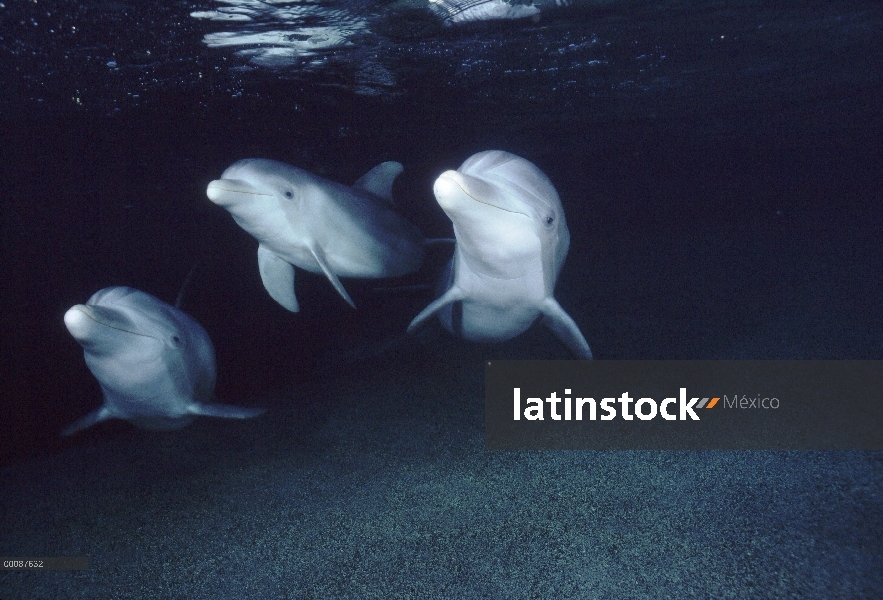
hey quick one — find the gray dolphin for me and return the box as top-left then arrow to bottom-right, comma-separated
206,158 -> 425,311
63,286 -> 265,435
407,150 -> 592,359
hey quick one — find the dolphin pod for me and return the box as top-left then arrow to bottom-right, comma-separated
206,158 -> 425,311
63,287 -> 265,436
63,150 -> 591,435
407,150 -> 593,359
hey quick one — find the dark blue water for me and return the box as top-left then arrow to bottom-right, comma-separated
2,1 -> 882,597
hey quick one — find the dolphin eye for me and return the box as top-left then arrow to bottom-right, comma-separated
172,335 -> 181,344
545,215 -> 555,226
284,190 -> 294,200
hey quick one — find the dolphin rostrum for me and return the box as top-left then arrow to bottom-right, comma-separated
206,158 -> 425,311
407,150 -> 592,359
63,286 -> 265,435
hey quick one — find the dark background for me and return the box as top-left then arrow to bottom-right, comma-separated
1,1 -> 882,596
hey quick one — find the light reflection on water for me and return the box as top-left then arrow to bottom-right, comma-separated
187,0 -> 593,95
191,0 -> 370,68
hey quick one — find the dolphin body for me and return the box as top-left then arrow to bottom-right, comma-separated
63,286 -> 265,435
206,158 -> 425,311
407,150 -> 592,359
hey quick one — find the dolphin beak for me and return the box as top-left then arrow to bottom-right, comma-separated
64,304 -> 147,342
64,305 -> 96,340
206,179 -> 265,205
433,171 -> 466,209
434,171 -> 529,218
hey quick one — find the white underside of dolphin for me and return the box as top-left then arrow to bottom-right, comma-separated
63,286 -> 265,435
207,158 -> 425,311
408,150 -> 592,359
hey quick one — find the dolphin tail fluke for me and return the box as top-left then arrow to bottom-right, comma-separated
407,286 -> 466,334
61,406 -> 114,436
352,161 -> 404,204
540,298 -> 593,359
258,244 -> 300,312
190,403 -> 267,420
309,243 -> 357,309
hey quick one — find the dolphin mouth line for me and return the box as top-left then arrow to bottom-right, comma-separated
72,307 -> 155,339
208,181 -> 273,197
446,176 -> 529,218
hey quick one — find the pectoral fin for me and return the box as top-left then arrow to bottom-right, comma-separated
407,286 -> 466,334
189,402 -> 267,419
309,243 -> 356,309
258,244 -> 299,312
62,406 -> 113,436
540,298 -> 593,359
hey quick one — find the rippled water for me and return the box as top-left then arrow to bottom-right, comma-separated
2,0 -> 876,123
1,0 -> 681,106
192,1 -> 371,68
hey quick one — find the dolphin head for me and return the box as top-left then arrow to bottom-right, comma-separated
80,287 -> 189,348
66,287 -> 216,400
207,158 -> 319,242
64,304 -> 173,406
64,304 -> 163,357
65,287 -> 188,370
434,150 -> 570,287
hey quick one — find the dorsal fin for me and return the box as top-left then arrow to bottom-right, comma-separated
353,161 -> 404,204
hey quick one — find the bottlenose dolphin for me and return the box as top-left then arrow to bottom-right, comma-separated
63,286 -> 265,435
206,158 -> 425,311
407,150 -> 592,359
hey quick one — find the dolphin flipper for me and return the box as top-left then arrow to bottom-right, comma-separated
258,244 -> 299,312
352,161 -> 404,204
189,403 -> 267,419
61,406 -> 114,436
407,286 -> 466,333
540,298 -> 593,359
309,243 -> 356,308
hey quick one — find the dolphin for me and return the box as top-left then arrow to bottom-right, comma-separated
206,158 -> 425,311
407,150 -> 592,359
63,286 -> 265,435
